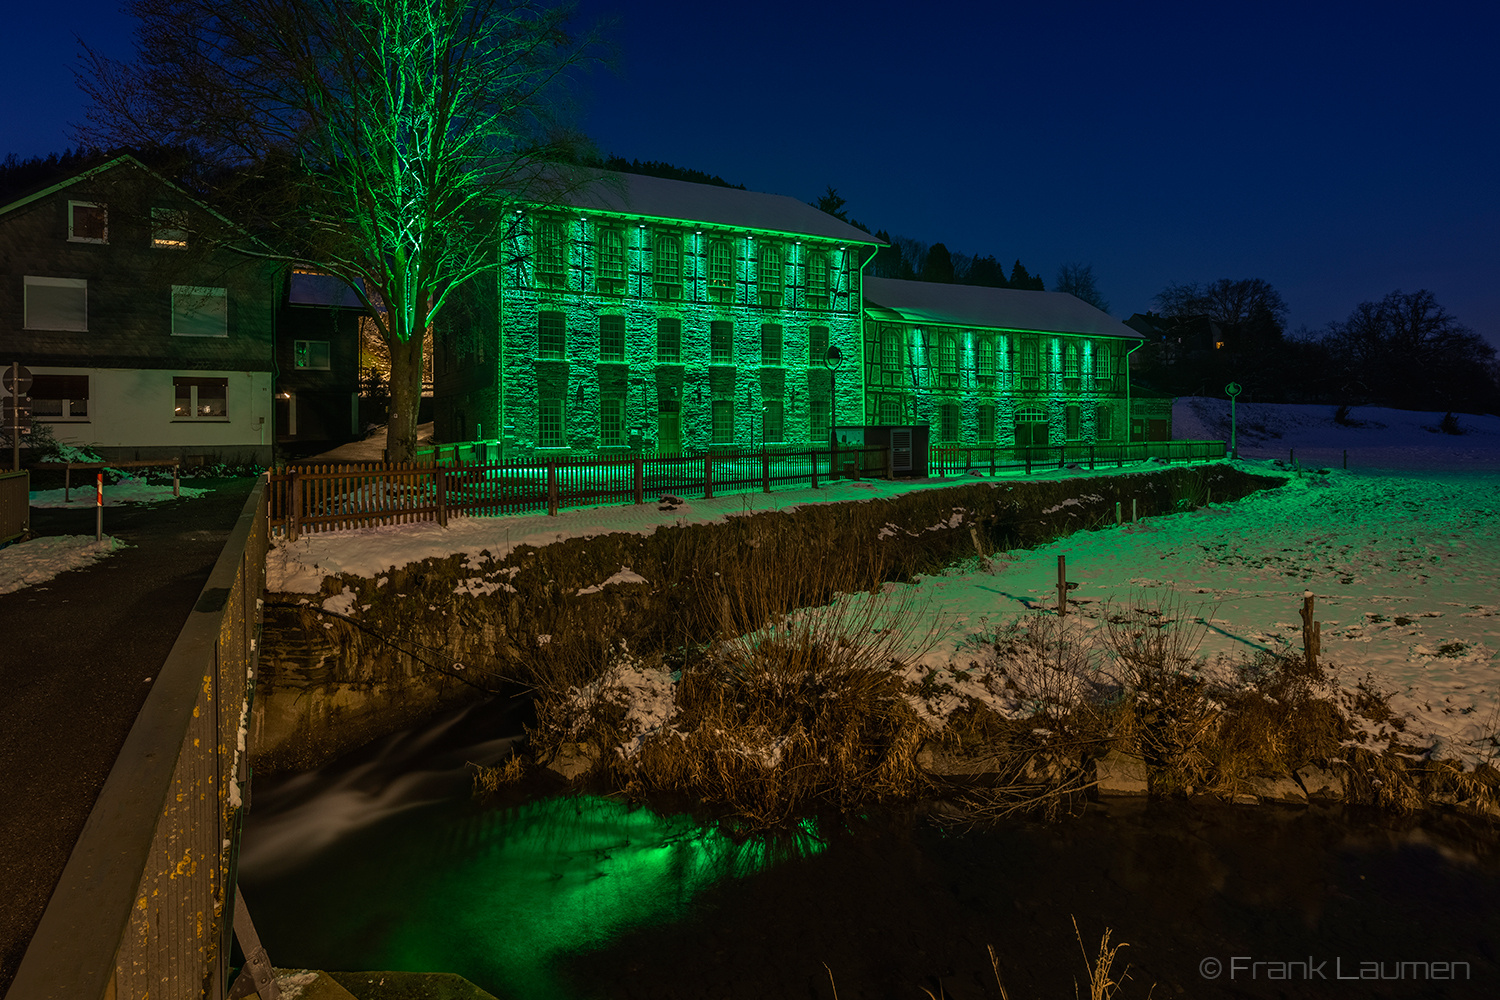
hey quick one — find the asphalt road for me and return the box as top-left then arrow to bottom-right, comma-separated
0,476 -> 256,996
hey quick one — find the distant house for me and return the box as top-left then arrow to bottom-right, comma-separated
862,278 -> 1144,447
0,154 -> 275,464
277,269 -> 366,453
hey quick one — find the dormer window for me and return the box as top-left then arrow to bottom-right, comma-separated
152,208 -> 189,249
68,201 -> 107,243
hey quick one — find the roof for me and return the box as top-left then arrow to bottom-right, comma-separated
864,277 -> 1143,339
536,167 -> 882,246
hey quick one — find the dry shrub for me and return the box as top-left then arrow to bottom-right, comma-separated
471,753 -> 526,792
1209,652 -> 1350,794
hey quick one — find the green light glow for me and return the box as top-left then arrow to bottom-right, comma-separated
250,796 -> 823,998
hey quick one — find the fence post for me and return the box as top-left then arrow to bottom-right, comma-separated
704,453 -> 714,499
1025,449 -> 1032,476
810,450 -> 818,489
547,462 -> 558,516
436,467 -> 448,528
1089,445 -> 1095,471
762,449 -> 770,493
989,447 -> 995,477
634,455 -> 644,505
888,441 -> 896,481
289,471 -> 301,541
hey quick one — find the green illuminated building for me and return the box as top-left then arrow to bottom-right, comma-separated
434,169 -> 1144,456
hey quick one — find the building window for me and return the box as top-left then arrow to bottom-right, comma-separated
810,398 -> 830,443
539,393 -> 565,448
878,397 -> 901,425
760,324 -> 782,366
600,315 -> 626,362
938,402 -> 960,442
173,377 -> 228,419
151,208 -> 189,249
598,228 -> 626,293
538,311 -> 566,359
808,325 -> 829,365
806,251 -> 830,306
1015,405 -> 1047,447
656,317 -> 681,363
1066,404 -> 1082,441
1095,342 -> 1115,387
1096,404 -> 1114,441
1064,343 -> 1081,389
707,240 -> 734,302
711,399 -> 735,444
23,276 -> 88,331
762,399 -> 784,443
978,404 -> 996,442
1020,338 -> 1040,388
710,320 -> 733,365
938,335 -> 958,387
294,340 -> 331,370
68,201 -> 106,243
654,233 -> 682,298
536,220 -> 567,287
881,330 -> 900,370
758,244 -> 783,308
171,286 -> 228,338
30,374 -> 89,420
600,397 -> 624,447
976,337 -> 996,385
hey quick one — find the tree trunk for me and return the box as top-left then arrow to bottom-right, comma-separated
385,332 -> 426,463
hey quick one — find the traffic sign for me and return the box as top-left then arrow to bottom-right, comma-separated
1,411 -> 32,434
2,364 -> 33,396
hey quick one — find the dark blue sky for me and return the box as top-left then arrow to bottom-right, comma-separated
6,1 -> 1497,349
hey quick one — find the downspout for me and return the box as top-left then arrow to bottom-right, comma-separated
855,242 -> 880,428
1125,337 -> 1144,441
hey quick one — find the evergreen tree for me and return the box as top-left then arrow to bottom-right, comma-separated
920,242 -> 956,283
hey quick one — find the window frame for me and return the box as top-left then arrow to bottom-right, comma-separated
757,243 -> 784,308
536,219 -> 567,288
170,285 -> 229,338
978,403 -> 996,442
760,323 -> 783,367
599,315 -> 627,362
808,325 -> 829,366
976,337 -> 996,386
538,311 -> 566,360
711,398 -> 735,444
151,208 -> 189,249
600,396 -> 625,447
23,275 -> 88,332
68,200 -> 107,244
29,373 -> 90,421
656,317 -> 682,363
597,227 -> 627,294
1063,343 -> 1081,389
293,339 -> 332,371
1020,337 -> 1040,388
938,402 -> 960,443
806,250 -> 830,307
538,393 -> 565,448
710,320 -> 734,365
938,334 -> 958,387
172,376 -> 229,420
707,239 -> 735,302
653,232 -> 683,298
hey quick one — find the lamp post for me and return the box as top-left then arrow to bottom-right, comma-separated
822,345 -> 843,442
1225,381 -> 1242,459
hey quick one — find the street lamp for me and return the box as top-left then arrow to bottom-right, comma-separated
1226,381 -> 1242,460
822,345 -> 843,441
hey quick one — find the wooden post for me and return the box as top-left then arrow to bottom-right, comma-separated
634,455 -> 644,505
64,463 -> 71,503
704,453 -> 713,499
1115,501 -> 1122,526
1300,592 -> 1321,671
989,448 -> 995,477
547,462 -> 558,516
810,450 -> 818,489
289,472 -> 301,541
1057,555 -> 1067,616
436,467 -> 448,527
762,449 -> 770,493
1025,449 -> 1032,476
173,461 -> 180,498
1089,445 -> 1096,470
1131,498 -> 1137,522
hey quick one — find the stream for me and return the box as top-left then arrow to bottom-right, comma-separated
239,697 -> 1499,999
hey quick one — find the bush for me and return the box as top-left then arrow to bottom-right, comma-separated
1440,411 -> 1463,435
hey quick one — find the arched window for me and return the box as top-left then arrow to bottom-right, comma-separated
597,229 -> 626,292
806,251 -> 830,306
758,244 -> 783,307
707,239 -> 734,301
1020,339 -> 1039,387
654,233 -> 682,298
536,219 -> 566,287
938,335 -> 958,386
1063,343 -> 1080,387
976,337 -> 995,384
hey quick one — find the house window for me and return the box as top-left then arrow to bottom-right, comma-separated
294,340 -> 332,370
806,251 -> 830,306
654,233 -> 682,298
1095,342 -> 1115,387
810,398 -> 830,443
1015,405 -> 1047,447
600,397 -> 624,447
710,320 -> 733,365
68,201 -> 107,243
760,324 -> 782,366
539,392 -> 565,447
976,337 -> 995,385
938,335 -> 958,387
1066,404 -> 1082,441
1096,404 -> 1114,441
1064,343 -> 1081,389
938,402 -> 960,442
152,208 -> 188,249
808,325 -> 829,365
656,317 -> 681,363
173,377 -> 228,419
878,397 -> 901,425
881,330 -> 900,370
1020,338 -> 1039,388
598,228 -> 626,293
711,399 -> 735,444
762,399 -> 784,443
707,239 -> 734,301
536,220 -> 567,287
600,315 -> 626,362
171,286 -> 228,338
30,374 -> 89,420
978,404 -> 996,442
758,244 -> 783,308
23,276 -> 88,331
538,311 -> 566,359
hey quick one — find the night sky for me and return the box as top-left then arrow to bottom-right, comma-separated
5,1 -> 1497,350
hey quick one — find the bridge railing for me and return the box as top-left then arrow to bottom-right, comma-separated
9,480 -> 267,999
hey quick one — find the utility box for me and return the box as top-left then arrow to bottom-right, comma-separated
831,425 -> 929,478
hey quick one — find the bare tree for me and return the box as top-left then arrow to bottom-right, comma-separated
78,0 -> 598,460
1054,262 -> 1109,313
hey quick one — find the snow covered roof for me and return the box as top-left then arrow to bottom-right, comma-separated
864,277 -> 1143,340
535,168 -> 882,246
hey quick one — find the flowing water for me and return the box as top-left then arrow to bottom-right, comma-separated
240,698 -> 1499,999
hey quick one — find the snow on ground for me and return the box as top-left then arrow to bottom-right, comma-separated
298,422 -> 435,464
0,535 -> 124,595
29,475 -> 207,508
266,398 -> 1500,766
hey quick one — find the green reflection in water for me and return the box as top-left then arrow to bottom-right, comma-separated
256,795 -> 822,999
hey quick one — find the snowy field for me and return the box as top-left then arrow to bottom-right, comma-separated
270,399 -> 1500,767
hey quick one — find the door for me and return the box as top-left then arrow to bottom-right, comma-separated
890,427 -> 913,473
657,407 -> 681,455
